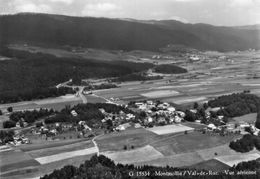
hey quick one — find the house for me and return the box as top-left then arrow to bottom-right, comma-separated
176,111 -> 185,118
206,107 -> 221,113
126,113 -> 135,120
147,101 -> 153,105
207,123 -> 217,130
134,123 -> 142,128
217,115 -> 224,120
190,109 -> 197,113
71,110 -> 78,117
174,116 -> 182,123
135,102 -> 144,106
147,117 -> 153,123
167,107 -> 176,113
84,124 -> 92,131
99,108 -> 106,114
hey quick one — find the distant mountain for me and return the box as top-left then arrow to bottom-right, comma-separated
0,13 -> 259,52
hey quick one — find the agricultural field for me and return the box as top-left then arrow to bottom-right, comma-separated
189,159 -> 230,171
0,139 -> 97,179
232,113 -> 257,123
95,127 -> 242,169
84,94 -> 107,103
215,153 -> 260,167
141,90 -> 180,98
146,124 -> 194,135
0,94 -> 82,112
101,145 -> 164,164
151,131 -> 239,156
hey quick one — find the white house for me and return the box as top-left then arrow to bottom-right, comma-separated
174,116 -> 182,123
207,123 -> 217,130
71,110 -> 78,117
167,107 -> 176,113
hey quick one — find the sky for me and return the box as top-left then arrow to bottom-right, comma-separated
0,0 -> 260,26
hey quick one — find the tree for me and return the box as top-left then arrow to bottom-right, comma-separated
3,120 -> 16,128
0,110 -> 2,115
193,102 -> 199,109
7,107 -> 13,113
123,145 -> 127,150
184,110 -> 197,122
203,103 -> 208,110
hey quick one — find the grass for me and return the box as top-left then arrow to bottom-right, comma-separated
182,122 -> 206,129
101,145 -> 164,164
96,128 -> 159,152
85,95 -> 107,103
141,90 -> 180,98
0,159 -> 40,173
35,147 -> 97,164
189,159 -> 230,171
146,124 -> 194,135
135,151 -> 203,168
233,113 -> 257,123
215,153 -> 260,167
27,140 -> 94,158
0,150 -> 35,166
17,138 -> 87,152
151,131 -> 239,156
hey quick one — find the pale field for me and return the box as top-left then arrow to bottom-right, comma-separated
0,95 -> 82,112
215,153 -> 260,167
147,124 -> 194,135
141,90 -> 180,98
27,141 -> 94,158
101,145 -> 164,164
35,147 -> 97,164
164,96 -> 207,104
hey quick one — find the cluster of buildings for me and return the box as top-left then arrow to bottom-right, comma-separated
8,135 -> 29,146
97,101 -> 186,131
99,108 -> 136,131
133,101 -> 185,126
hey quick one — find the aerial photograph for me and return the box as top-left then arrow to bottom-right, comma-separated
0,0 -> 259,178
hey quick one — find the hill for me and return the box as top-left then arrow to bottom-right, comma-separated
0,13 -> 259,52
0,48 -> 153,102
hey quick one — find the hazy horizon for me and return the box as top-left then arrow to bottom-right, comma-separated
1,0 -> 260,26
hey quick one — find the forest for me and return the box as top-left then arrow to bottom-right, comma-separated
40,154 -> 260,179
208,93 -> 260,117
229,134 -> 260,153
154,64 -> 187,74
0,48 -> 153,101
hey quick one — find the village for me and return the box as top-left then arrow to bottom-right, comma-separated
5,97 -> 259,147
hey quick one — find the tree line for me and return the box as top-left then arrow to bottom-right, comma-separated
45,103 -> 134,128
3,108 -> 56,128
154,64 -> 187,74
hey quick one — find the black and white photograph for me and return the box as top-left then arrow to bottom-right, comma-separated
0,0 -> 260,178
